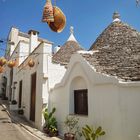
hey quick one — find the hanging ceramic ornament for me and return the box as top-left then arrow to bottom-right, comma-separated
0,66 -> 4,73
47,6 -> 66,33
28,59 -> 35,68
0,57 -> 7,66
7,60 -> 16,68
42,0 -> 54,23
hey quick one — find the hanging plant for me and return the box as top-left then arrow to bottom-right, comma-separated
28,59 -> 35,67
0,57 -> 7,66
7,60 -> 16,68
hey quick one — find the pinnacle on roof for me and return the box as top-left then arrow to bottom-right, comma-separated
52,26 -> 83,65
67,26 -> 77,42
112,11 -> 121,22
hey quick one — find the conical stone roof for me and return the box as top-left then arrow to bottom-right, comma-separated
83,14 -> 140,81
52,27 -> 83,65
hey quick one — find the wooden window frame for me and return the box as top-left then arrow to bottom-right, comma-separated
74,89 -> 88,115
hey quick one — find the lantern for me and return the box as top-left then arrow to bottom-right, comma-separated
7,60 -> 16,68
28,59 -> 35,67
42,0 -> 54,23
0,66 -> 4,73
47,6 -> 66,33
0,57 -> 7,66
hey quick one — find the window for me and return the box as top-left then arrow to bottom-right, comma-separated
74,89 -> 88,115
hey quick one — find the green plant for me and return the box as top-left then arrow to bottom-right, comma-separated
64,115 -> 82,140
64,115 -> 79,134
82,125 -> 105,140
42,107 -> 58,136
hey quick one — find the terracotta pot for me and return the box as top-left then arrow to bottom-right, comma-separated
49,130 -> 58,137
43,127 -> 50,134
64,133 -> 75,140
18,109 -> 24,115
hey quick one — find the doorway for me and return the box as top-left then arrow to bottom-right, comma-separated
18,80 -> 22,108
9,68 -> 13,101
30,72 -> 36,122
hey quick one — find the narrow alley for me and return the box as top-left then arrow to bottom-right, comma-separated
0,104 -> 39,140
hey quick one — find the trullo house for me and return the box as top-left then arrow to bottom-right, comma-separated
49,12 -> 140,140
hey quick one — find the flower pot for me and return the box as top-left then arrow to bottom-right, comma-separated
18,109 -> 24,115
43,127 -> 50,134
64,133 -> 75,140
49,130 -> 58,137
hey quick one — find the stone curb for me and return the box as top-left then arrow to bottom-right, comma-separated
1,103 -> 61,140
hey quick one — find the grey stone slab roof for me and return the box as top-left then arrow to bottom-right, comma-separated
52,41 -> 83,65
82,21 -> 140,81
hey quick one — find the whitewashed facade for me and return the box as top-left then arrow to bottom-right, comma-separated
3,27 -> 66,129
49,13 -> 140,140
50,53 -> 140,140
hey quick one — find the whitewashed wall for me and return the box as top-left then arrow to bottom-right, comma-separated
14,41 -> 66,130
5,27 -> 66,130
50,54 -> 140,140
16,43 -> 46,129
19,41 -> 29,65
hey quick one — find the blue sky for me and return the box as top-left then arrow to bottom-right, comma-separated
0,0 -> 140,56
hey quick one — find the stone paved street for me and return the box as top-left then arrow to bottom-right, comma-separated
0,105 -> 39,140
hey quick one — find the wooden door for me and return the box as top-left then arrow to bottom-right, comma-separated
18,80 -> 22,108
9,68 -> 13,101
30,72 -> 36,122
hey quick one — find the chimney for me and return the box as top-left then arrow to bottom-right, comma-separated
28,30 -> 39,53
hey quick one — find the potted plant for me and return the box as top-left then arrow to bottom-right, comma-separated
9,100 -> 18,110
11,100 -> 17,105
48,126 -> 59,137
18,108 -> 24,115
82,124 -> 105,140
64,115 -> 81,140
42,107 -> 58,137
